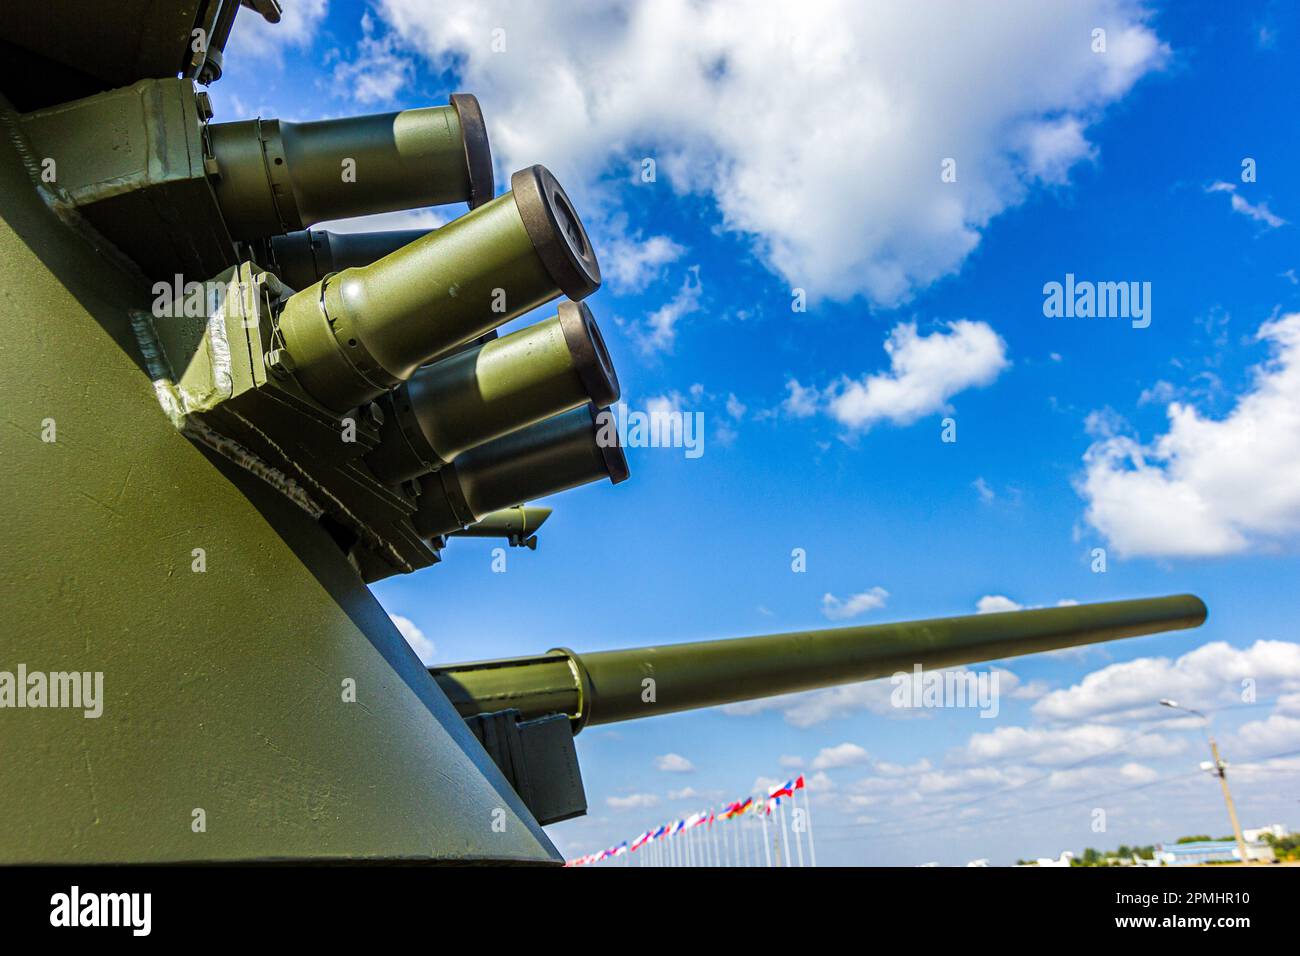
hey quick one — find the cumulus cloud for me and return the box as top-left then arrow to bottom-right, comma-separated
1078,314 -> 1300,557
604,233 -> 686,293
811,743 -> 870,770
1043,760 -> 1158,791
1032,640 -> 1300,724
655,753 -> 695,773
977,595 -> 1023,614
1230,714 -> 1300,758
826,321 -> 1010,430
318,208 -> 447,234
607,793 -> 660,810
723,666 -> 1034,727
955,723 -> 1183,767
389,614 -> 435,663
1206,181 -> 1286,229
821,586 -> 889,621
230,0 -> 328,58
373,0 -> 1167,304
635,267 -> 702,354
976,595 -> 1079,614
723,681 -> 906,728
782,379 -> 820,418
333,12 -> 416,105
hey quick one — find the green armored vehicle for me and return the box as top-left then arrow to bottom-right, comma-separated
0,1 -> 1207,864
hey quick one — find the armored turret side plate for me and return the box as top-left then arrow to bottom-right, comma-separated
0,115 -> 559,864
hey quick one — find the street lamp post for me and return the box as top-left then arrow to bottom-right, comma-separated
1159,699 -> 1252,865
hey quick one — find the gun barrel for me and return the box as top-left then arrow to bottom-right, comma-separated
429,595 -> 1207,730
208,94 -> 492,239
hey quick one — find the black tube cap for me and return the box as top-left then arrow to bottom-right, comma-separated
558,301 -> 620,408
589,403 -> 629,484
512,165 -> 601,300
450,93 -> 494,209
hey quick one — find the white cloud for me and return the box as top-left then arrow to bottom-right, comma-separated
1079,313 -> 1300,557
317,208 -> 447,235
1018,115 -> 1097,185
604,233 -> 686,293
643,391 -> 685,420
723,666 -> 1032,728
655,753 -> 695,773
973,477 -> 995,503
821,586 -> 889,621
635,267 -> 702,354
333,13 -> 416,105
1043,760 -> 1158,791
231,0 -> 328,58
977,595 -> 1023,614
782,379 -> 820,418
389,614 -> 435,663
1206,181 -> 1286,229
826,321 -> 1009,430
374,0 -> 1167,304
725,393 -> 747,420
1231,714 -> 1300,758
667,786 -> 699,800
811,743 -> 870,770
723,680 -> 907,728
955,723 -> 1182,767
872,758 -> 933,777
1032,640 -> 1300,724
607,792 -> 660,810
976,595 -> 1078,615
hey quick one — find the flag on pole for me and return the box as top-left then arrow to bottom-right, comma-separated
766,778 -> 797,813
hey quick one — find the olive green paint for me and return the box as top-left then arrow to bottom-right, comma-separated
0,103 -> 558,864
430,595 -> 1208,729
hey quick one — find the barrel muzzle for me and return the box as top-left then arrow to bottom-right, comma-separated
274,164 -> 602,412
365,301 -> 620,484
414,403 -> 628,538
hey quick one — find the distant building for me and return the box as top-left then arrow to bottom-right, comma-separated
1156,840 -> 1275,865
1243,823 -> 1290,842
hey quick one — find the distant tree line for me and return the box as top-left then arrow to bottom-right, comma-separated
1015,832 -> 1300,865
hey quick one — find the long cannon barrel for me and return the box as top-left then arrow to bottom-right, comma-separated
429,595 -> 1207,730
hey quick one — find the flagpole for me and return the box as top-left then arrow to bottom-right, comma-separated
778,798 -> 791,867
793,797 -> 806,868
803,780 -> 819,868
760,801 -> 772,868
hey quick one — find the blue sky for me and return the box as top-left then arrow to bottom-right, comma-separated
216,1 -> 1300,865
